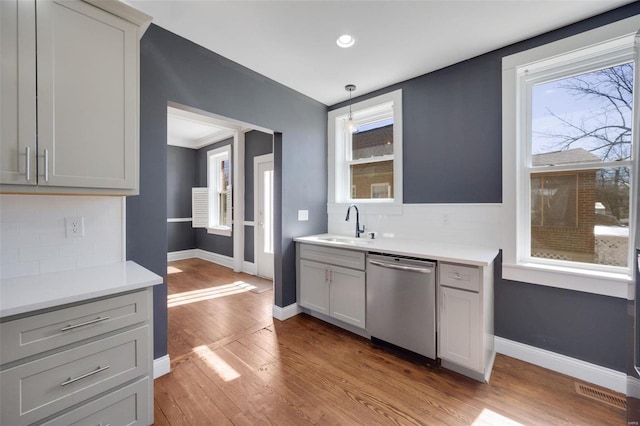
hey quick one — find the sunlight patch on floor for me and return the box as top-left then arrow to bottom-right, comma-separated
192,345 -> 240,382
472,408 -> 524,426
167,266 -> 183,274
167,281 -> 258,307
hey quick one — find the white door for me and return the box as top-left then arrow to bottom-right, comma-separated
255,154 -> 274,279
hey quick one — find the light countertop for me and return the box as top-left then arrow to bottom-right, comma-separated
294,234 -> 498,266
0,261 -> 163,318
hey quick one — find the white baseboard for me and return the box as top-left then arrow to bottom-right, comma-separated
495,336 -> 626,393
243,261 -> 257,275
167,249 -> 234,269
273,303 -> 302,321
167,249 -> 198,262
153,355 -> 171,379
196,249 -> 234,269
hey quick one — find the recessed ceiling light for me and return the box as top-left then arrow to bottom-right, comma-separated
336,34 -> 355,48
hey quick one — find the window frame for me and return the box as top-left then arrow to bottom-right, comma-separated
206,144 -> 232,236
502,16 -> 640,298
328,89 -> 403,214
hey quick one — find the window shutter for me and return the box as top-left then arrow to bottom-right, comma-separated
225,185 -> 232,227
192,188 -> 208,228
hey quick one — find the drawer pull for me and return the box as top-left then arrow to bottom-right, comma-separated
61,316 -> 110,332
61,365 -> 110,387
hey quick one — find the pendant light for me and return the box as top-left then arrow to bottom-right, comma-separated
345,84 -> 356,132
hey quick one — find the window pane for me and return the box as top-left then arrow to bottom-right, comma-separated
531,62 -> 633,165
531,167 -> 629,267
531,174 -> 577,227
350,160 -> 393,199
352,121 -> 393,160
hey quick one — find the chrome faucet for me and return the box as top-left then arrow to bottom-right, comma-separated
345,204 -> 365,238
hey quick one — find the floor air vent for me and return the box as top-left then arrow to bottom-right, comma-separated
575,382 -> 626,410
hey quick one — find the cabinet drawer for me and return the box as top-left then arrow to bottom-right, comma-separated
41,377 -> 150,426
0,326 -> 149,426
439,263 -> 480,292
0,289 -> 149,365
299,243 -> 365,270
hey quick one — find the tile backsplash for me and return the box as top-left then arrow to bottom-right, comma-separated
0,195 -> 124,279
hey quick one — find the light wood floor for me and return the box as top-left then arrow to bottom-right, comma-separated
154,258 -> 625,425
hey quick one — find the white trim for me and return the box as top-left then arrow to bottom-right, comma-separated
167,249 -> 198,262
153,355 -> 171,379
272,303 -> 302,321
167,217 -> 192,223
494,336 -> 626,393
244,221 -> 255,227
167,251 -> 259,277
207,226 -> 232,237
254,153 -> 275,279
629,376 -> 640,398
502,263 -> 632,299
196,249 -> 234,269
233,131 -> 245,273
166,249 -> 234,269
501,17 -> 640,296
243,261 -> 257,275
328,89 -> 403,206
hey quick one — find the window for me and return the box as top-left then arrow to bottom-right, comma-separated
192,144 -> 232,236
328,90 -> 402,210
502,18 -> 639,297
208,146 -> 232,231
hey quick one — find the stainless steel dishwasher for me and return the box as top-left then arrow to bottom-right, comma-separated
366,253 -> 437,360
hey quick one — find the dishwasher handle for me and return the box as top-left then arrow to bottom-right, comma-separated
368,258 -> 433,274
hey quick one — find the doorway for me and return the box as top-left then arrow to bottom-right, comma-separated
255,153 -> 274,279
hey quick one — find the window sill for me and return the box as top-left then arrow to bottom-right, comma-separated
502,262 -> 632,299
207,227 -> 232,237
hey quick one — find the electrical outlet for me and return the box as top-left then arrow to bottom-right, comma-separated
65,217 -> 85,238
443,214 -> 449,225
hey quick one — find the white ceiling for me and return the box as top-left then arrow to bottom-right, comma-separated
126,0 -> 634,106
167,106 -> 238,149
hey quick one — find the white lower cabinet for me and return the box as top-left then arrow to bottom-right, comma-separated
438,262 -> 495,382
297,244 -> 366,329
439,286 -> 480,371
0,288 -> 153,426
41,378 -> 150,426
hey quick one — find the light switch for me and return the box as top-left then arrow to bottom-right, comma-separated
298,210 -> 309,221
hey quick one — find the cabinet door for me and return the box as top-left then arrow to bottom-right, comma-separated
299,260 -> 330,315
36,0 -> 137,189
0,0 -> 37,185
329,266 -> 365,328
439,286 -> 480,371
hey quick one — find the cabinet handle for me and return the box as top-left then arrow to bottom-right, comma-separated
60,316 -> 110,332
61,365 -> 110,386
25,147 -> 31,182
44,149 -> 49,182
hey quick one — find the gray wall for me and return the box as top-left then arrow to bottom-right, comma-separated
127,25 -> 327,359
167,145 -> 197,252
329,3 -> 638,372
244,130 -> 273,263
195,139 -> 234,257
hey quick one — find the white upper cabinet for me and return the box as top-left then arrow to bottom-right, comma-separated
0,0 -> 37,185
0,0 -> 151,195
